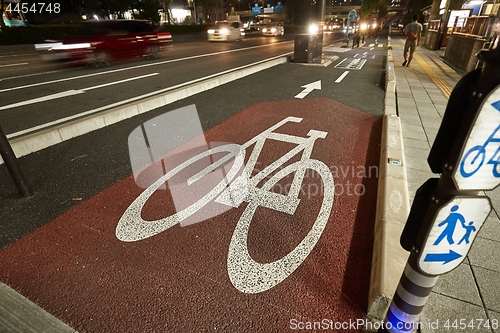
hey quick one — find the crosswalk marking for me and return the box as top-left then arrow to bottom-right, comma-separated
323,46 -> 352,53
334,57 -> 367,70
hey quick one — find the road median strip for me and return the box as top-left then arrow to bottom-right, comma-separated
0,54 -> 291,165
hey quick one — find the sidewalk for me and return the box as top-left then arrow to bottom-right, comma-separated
391,37 -> 500,332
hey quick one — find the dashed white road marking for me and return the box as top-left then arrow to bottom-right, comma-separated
335,71 -> 349,83
0,62 -> 28,68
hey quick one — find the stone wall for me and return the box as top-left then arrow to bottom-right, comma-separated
423,30 -> 438,50
444,34 -> 487,72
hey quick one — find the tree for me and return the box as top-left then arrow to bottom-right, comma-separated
1,0 -> 6,28
360,0 -> 379,19
104,0 -> 135,19
160,0 -> 174,24
360,0 -> 388,26
376,0 -> 388,24
82,0 -> 102,17
197,0 -> 216,23
131,0 -> 161,22
286,0 -> 313,25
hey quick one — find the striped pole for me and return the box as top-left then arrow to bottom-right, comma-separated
378,252 -> 438,333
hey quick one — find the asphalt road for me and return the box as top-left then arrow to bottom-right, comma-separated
0,32 -> 331,136
0,32 -> 387,333
0,32 -> 387,248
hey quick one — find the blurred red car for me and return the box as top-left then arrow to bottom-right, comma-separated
35,20 -> 172,67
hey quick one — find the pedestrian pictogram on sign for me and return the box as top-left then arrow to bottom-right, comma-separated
348,10 -> 357,22
453,87 -> 500,191
418,197 -> 491,275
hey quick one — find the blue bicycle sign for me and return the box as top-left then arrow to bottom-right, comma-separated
459,123 -> 500,178
454,93 -> 500,191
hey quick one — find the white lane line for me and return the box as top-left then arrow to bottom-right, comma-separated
0,62 -> 29,68
0,68 -> 72,82
6,53 -> 291,139
335,71 -> 349,83
0,42 -> 292,93
0,73 -> 158,111
81,73 -> 158,91
0,90 -> 84,111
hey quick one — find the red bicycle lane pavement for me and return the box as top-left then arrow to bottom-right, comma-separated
0,97 -> 381,333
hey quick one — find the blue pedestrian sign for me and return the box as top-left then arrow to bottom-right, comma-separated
418,196 -> 491,275
348,10 -> 357,23
252,4 -> 262,14
453,86 -> 500,190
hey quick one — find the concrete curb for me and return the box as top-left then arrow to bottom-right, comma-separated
365,37 -> 411,329
0,283 -> 77,333
0,54 -> 290,165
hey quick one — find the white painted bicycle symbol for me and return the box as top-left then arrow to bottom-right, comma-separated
116,117 -> 334,293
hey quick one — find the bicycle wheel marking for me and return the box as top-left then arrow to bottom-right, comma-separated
228,159 -> 334,293
116,144 -> 244,242
117,116 -> 335,293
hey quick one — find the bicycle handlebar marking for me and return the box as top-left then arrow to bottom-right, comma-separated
116,117 -> 335,293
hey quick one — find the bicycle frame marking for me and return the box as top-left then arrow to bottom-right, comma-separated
116,116 -> 334,293
460,125 -> 500,178
457,97 -> 500,190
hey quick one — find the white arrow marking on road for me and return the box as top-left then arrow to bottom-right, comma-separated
294,80 -> 321,99
335,71 -> 349,83
0,73 -> 159,111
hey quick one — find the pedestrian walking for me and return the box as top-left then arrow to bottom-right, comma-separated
402,14 -> 423,67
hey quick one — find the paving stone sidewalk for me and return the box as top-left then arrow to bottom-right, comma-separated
392,38 -> 500,333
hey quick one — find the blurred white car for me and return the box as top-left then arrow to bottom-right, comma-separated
207,21 -> 245,41
261,22 -> 284,36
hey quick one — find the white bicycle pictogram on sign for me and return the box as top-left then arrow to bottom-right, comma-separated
116,116 -> 335,293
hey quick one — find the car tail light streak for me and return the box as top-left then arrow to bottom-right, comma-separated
157,33 -> 172,41
52,43 -> 92,50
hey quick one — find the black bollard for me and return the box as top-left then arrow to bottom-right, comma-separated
0,124 -> 33,197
